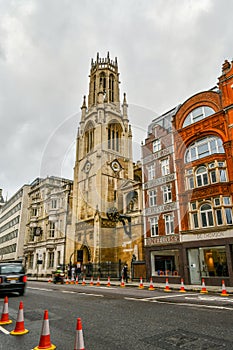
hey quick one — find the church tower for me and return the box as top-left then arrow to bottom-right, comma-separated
72,53 -> 144,273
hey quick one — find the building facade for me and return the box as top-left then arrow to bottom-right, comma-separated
142,59 -> 233,286
72,53 -> 144,277
24,177 -> 73,277
173,60 -> 233,286
0,185 -> 30,262
142,107 -> 182,282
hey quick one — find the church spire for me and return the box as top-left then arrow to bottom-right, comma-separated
122,92 -> 128,121
87,52 -> 120,110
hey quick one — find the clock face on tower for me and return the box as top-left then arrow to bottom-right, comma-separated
111,160 -> 121,172
83,161 -> 91,173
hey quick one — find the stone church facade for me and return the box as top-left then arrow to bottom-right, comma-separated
71,53 -> 144,276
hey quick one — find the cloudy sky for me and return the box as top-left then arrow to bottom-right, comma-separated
1,0 -> 233,200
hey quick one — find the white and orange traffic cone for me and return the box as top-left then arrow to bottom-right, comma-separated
90,276 -> 94,286
65,276 -> 70,284
33,310 -> 56,350
164,278 -> 171,292
106,276 -> 111,287
70,276 -> 75,285
48,275 -> 52,283
220,280 -> 229,296
0,296 -> 12,325
96,276 -> 100,287
10,301 -> 29,335
179,278 -> 186,293
82,276 -> 86,286
138,277 -> 144,289
75,276 -> 79,285
148,277 -> 155,291
74,318 -> 85,350
120,275 -> 125,288
200,278 -> 208,294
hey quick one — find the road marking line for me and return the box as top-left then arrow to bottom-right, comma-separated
0,326 -> 10,334
62,291 -> 76,294
145,293 -> 197,300
28,287 -> 52,292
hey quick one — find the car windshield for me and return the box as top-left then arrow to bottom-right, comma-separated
0,264 -> 25,274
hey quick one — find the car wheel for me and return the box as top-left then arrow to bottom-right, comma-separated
19,289 -> 25,296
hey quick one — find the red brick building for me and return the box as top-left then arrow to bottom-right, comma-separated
142,59 -> 233,286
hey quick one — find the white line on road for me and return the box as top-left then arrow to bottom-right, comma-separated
28,287 -> 52,292
124,296 -> 233,311
0,326 -> 10,335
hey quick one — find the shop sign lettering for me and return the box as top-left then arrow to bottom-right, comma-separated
195,232 -> 225,240
146,234 -> 180,246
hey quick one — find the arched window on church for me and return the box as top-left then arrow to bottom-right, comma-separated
126,191 -> 138,212
107,122 -> 122,152
99,72 -> 106,93
93,75 -> 96,104
109,74 -> 114,102
84,122 -> 95,154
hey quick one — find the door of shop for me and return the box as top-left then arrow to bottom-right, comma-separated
188,249 -> 201,284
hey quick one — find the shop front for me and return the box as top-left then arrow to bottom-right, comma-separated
145,234 -> 184,283
182,229 -> 233,286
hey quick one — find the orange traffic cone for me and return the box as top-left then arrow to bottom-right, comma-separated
120,275 -> 125,288
220,280 -> 229,296
75,276 -> 79,285
33,310 -> 56,350
200,278 -> 208,294
90,276 -> 94,286
70,276 -> 75,285
82,276 -> 86,286
106,276 -> 111,287
148,277 -> 155,291
10,301 -> 29,335
48,275 -> 52,283
179,278 -> 186,293
74,318 -> 85,350
0,296 -> 12,325
96,276 -> 100,286
164,278 -> 171,292
138,277 -> 144,289
65,276 -> 70,284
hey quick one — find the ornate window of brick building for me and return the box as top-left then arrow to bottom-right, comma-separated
161,158 -> 170,176
162,185 -> 172,203
185,136 -> 224,163
150,216 -> 159,236
185,161 -> 227,190
153,139 -> 161,153
183,106 -> 215,127
164,214 -> 174,234
189,197 -> 233,229
148,190 -> 157,207
147,164 -> 155,181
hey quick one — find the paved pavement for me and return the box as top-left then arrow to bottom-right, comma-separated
28,277 -> 233,294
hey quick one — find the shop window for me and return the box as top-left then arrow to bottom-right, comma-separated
152,250 -> 180,276
200,246 -> 228,277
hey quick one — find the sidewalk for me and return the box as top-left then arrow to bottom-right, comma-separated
28,277 -> 233,294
